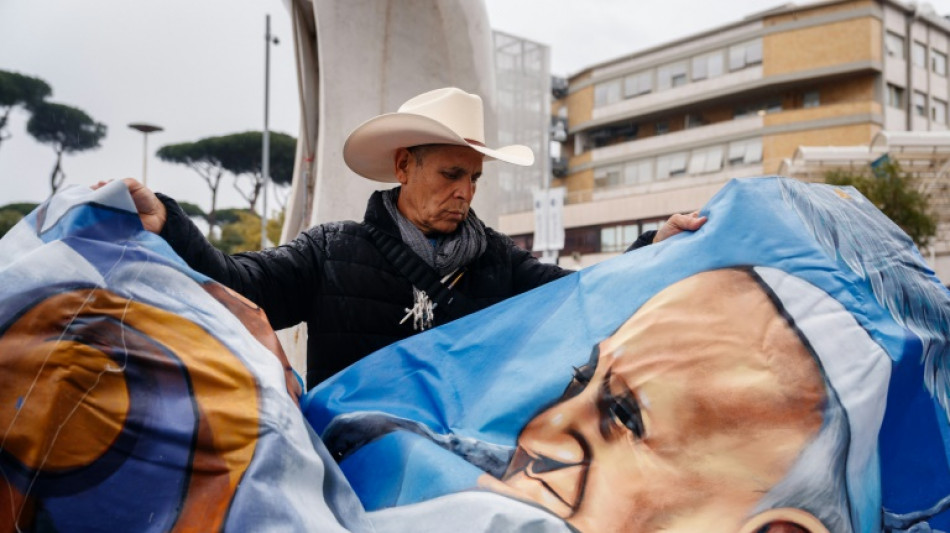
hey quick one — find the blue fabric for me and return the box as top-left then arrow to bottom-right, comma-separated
304,176 -> 950,532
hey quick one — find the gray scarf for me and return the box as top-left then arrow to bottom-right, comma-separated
382,187 -> 487,277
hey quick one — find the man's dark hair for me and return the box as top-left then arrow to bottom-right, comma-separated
406,144 -> 448,165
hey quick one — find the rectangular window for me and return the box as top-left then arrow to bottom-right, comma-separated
886,32 -> 906,59
623,159 -> 653,185
640,220 -> 660,236
600,226 -> 617,252
593,165 -> 622,188
685,113 -> 706,129
933,49 -> 947,76
728,139 -> 763,166
933,98 -> 947,124
745,139 -> 763,163
600,223 -> 639,253
657,61 -> 688,90
594,79 -> 622,106
803,90 -> 820,108
692,51 -> 724,81
692,54 -> 707,80
729,40 -> 763,71
623,71 -> 653,97
655,121 -> 670,135
913,41 -> 927,68
688,146 -> 724,176
687,149 -> 706,175
914,91 -> 927,117
637,159 -> 653,183
668,151 -> 688,176
655,154 -> 672,179
887,84 -> 905,108
703,145 -> 724,172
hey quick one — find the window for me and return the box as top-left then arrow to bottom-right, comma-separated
655,121 -> 670,135
685,113 -> 706,129
600,223 -> 640,253
803,90 -> 820,108
887,84 -> 905,108
933,98 -> 947,124
640,220 -> 660,236
913,41 -> 927,68
658,151 -> 689,177
656,153 -> 673,179
728,40 -> 763,71
734,99 -> 782,118
594,79 -> 622,106
657,61 -> 688,90
886,32 -> 906,59
593,165 -> 623,188
624,71 -> 653,97
691,51 -> 724,81
728,139 -> 763,166
933,49 -> 947,76
688,145 -> 725,174
623,159 -> 653,185
914,91 -> 927,117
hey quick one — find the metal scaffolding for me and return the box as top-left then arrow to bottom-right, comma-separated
493,31 -> 551,215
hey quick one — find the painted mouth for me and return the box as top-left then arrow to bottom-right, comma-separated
502,444 -> 590,516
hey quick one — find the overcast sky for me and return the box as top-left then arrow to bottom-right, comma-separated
3,0 -> 950,212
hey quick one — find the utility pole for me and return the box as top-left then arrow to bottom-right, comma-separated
261,14 -> 278,248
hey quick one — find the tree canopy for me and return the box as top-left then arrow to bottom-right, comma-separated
825,160 -> 937,249
212,208 -> 285,254
0,70 -> 52,150
157,131 -> 296,231
212,131 -> 296,212
26,102 -> 106,193
0,202 -> 38,238
178,201 -> 206,219
0,202 -> 39,216
157,138 -> 230,235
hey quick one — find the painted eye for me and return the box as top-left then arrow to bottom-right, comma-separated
609,396 -> 645,439
598,371 -> 645,440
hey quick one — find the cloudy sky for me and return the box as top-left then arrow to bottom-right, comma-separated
2,0 -> 949,212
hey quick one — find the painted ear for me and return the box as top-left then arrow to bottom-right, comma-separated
737,508 -> 830,533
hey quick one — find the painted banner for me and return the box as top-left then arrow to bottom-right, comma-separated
2,177 -> 949,532
303,177 -> 950,533
0,182 -> 370,532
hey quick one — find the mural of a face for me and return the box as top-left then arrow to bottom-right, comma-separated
482,269 -> 828,532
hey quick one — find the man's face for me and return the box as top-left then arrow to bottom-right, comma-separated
394,144 -> 483,235
485,270 -> 826,532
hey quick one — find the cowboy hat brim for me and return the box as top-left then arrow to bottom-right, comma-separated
343,112 -> 535,183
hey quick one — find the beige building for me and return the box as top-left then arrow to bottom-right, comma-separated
498,0 -> 950,281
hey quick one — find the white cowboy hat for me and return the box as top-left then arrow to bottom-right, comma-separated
343,87 -> 535,182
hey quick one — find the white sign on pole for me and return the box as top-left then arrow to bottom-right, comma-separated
547,187 -> 565,251
532,187 -> 565,253
532,190 -> 548,252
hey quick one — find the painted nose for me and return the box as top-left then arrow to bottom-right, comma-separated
518,397 -> 588,465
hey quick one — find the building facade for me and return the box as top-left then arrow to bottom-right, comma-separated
498,0 -> 950,280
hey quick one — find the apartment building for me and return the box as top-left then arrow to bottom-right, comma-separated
498,0 -> 950,280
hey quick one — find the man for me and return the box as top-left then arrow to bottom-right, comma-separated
476,268 -> 847,532
119,87 -> 706,388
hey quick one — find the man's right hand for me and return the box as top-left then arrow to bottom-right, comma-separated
92,178 -> 167,234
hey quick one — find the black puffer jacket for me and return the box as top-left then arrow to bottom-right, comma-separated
159,189 -> 572,387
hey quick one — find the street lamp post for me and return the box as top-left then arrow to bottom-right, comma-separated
128,123 -> 163,187
261,14 -> 279,248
